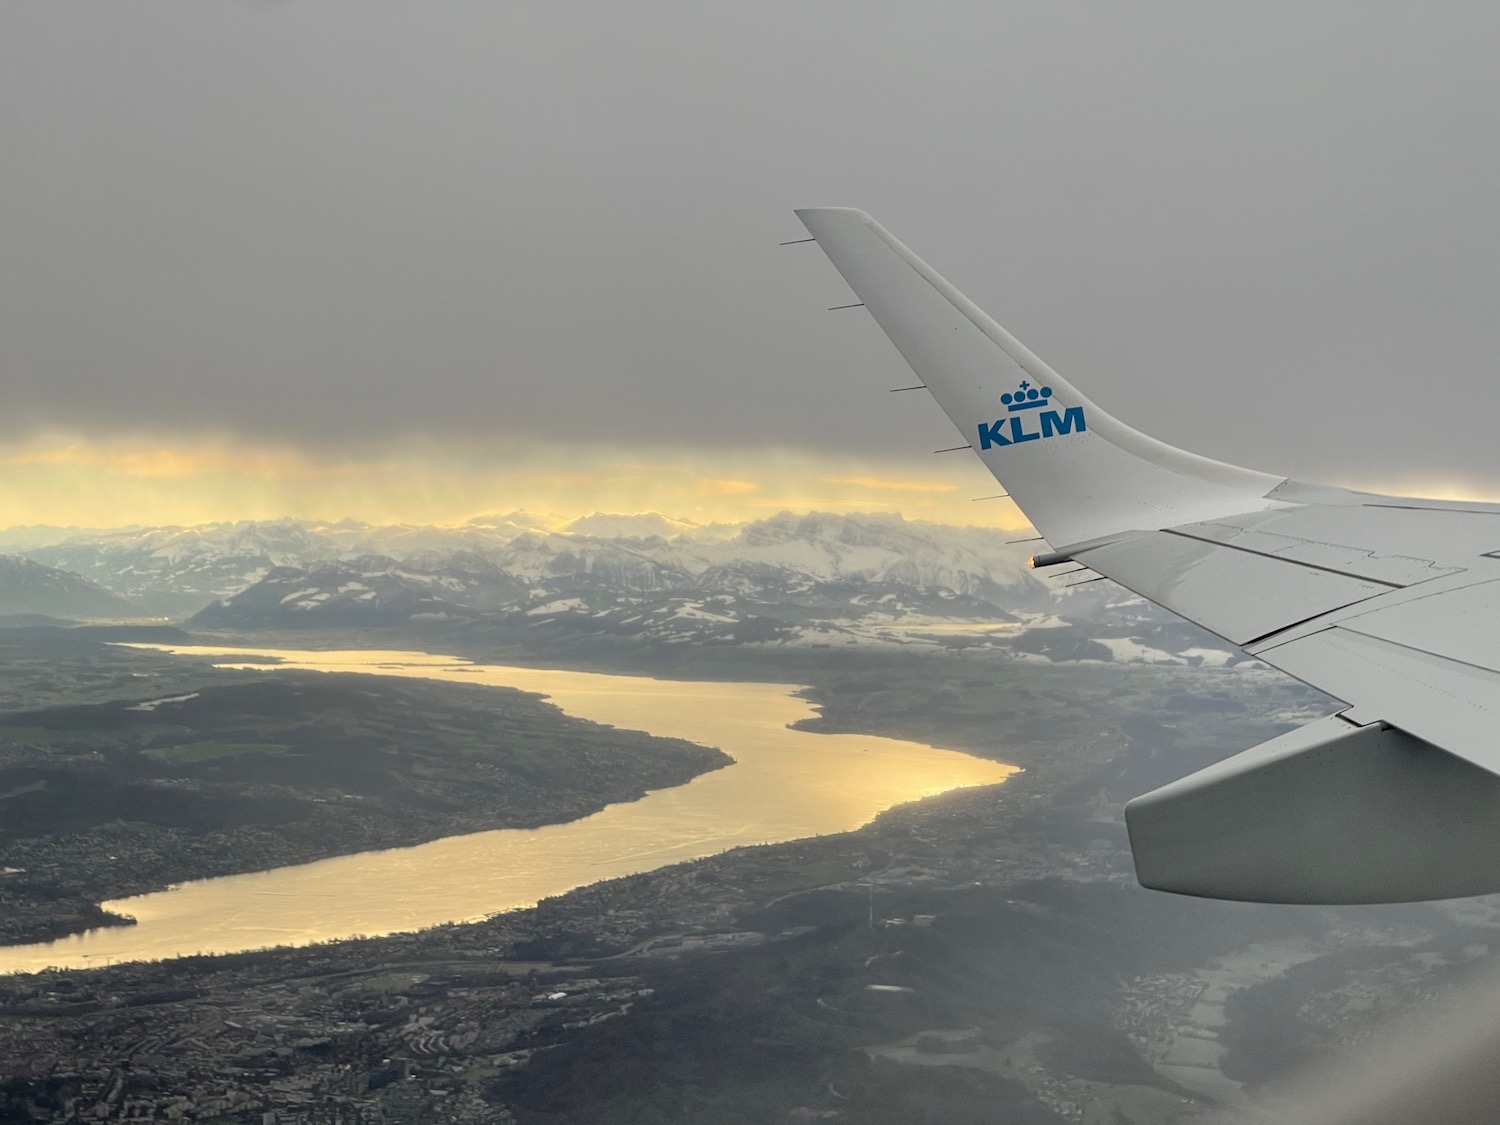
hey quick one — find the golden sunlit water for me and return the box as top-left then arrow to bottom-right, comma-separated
0,647 -> 1015,974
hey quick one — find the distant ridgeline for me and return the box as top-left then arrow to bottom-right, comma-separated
0,513 -> 1056,625
0,513 -> 1239,665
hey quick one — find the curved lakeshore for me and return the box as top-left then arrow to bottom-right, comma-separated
0,647 -> 1015,974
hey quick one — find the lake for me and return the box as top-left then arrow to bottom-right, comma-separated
0,646 -> 1015,973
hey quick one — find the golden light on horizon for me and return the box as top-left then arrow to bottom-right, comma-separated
13,431 -> 1495,536
0,432 -> 1035,532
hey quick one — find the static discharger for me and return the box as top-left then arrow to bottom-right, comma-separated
934,444 -> 973,454
889,385 -> 927,392
827,302 -> 866,311
1028,551 -> 1074,569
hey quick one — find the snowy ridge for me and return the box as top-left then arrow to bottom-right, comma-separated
25,520 -> 343,617
0,511 -> 1237,664
0,513 -> 1248,669
19,512 -> 1051,613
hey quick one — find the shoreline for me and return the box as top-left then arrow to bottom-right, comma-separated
0,645 -> 1012,973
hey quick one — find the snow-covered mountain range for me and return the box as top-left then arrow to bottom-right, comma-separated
14,511 -> 1057,623
0,512 -> 1246,666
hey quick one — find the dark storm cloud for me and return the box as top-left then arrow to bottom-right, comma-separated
2,2 -> 1499,487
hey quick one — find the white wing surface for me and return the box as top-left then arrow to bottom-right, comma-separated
796,207 -> 1500,904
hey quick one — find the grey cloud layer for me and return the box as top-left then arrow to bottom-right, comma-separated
2,2 -> 1498,487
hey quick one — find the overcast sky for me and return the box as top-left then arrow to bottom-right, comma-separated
2,2 -> 1499,525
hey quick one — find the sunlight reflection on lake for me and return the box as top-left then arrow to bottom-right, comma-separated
0,647 -> 1015,974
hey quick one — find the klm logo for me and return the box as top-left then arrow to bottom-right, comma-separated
977,380 -> 1086,450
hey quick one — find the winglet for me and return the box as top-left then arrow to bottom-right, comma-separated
795,208 -> 1286,545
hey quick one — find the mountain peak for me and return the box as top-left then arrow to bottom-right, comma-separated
560,513 -> 701,540
0,554 -> 138,619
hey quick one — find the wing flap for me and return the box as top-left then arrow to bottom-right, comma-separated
1331,577 -> 1500,675
1259,626 -> 1500,776
1073,531 -> 1393,645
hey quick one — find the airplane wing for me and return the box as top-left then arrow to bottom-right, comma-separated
796,207 -> 1500,904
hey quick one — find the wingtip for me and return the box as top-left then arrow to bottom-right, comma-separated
794,206 -> 873,224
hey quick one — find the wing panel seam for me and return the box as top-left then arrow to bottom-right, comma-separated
1334,622 -> 1500,681
1364,503 -> 1500,517
1159,528 -> 1404,588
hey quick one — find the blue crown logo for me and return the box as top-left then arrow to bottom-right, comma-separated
978,379 -> 1086,450
1000,380 -> 1053,413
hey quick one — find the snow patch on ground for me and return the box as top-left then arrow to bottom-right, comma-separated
1096,638 -> 1182,664
126,692 -> 201,712
668,603 -> 737,623
525,597 -> 585,617
1179,646 -> 1237,668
